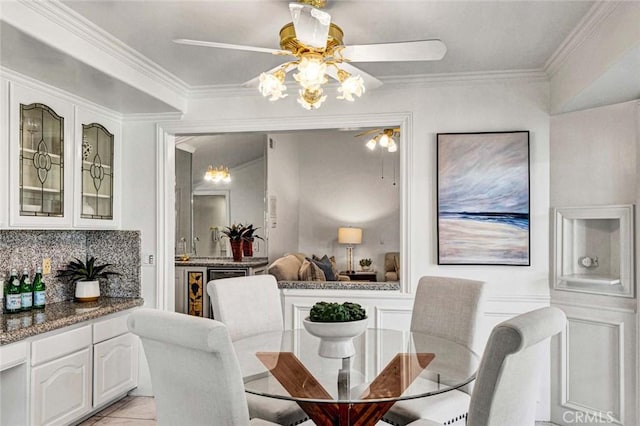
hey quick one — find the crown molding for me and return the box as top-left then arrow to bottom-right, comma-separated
20,0 -> 190,98
121,112 -> 184,122
187,69 -> 549,100
379,69 -> 548,88
544,1 -> 621,77
175,143 -> 196,153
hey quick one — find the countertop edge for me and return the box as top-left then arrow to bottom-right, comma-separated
1,297 -> 144,346
277,281 -> 401,290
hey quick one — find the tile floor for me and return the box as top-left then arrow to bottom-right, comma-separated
78,396 -> 156,425
80,396 -> 559,425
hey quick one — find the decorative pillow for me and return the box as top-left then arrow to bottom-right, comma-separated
299,259 -> 326,281
267,254 -> 302,281
310,255 -> 337,281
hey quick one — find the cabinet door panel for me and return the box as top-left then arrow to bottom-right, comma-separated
9,82 -> 74,228
93,333 -> 139,407
31,348 -> 92,426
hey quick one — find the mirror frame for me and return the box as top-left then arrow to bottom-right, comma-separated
157,112 -> 413,311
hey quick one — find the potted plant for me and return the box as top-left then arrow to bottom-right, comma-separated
221,223 -> 248,261
56,256 -> 120,302
303,301 -> 368,358
359,258 -> 372,271
240,224 -> 264,257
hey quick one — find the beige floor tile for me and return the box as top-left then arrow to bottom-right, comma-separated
92,396 -> 135,418
92,417 -> 157,425
108,396 -> 156,420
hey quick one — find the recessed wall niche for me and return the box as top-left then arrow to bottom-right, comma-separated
552,204 -> 635,298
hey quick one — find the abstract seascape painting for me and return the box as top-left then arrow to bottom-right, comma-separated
437,131 -> 530,265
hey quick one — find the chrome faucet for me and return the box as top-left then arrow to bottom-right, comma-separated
192,236 -> 200,256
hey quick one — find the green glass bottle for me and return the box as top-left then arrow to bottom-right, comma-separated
19,268 -> 33,311
5,269 -> 21,313
33,266 -> 46,309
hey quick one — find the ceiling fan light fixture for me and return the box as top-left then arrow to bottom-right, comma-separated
378,133 -> 392,148
259,69 -> 287,100
294,54 -> 328,89
298,87 -> 327,110
387,141 -> 398,153
366,138 -> 377,150
336,70 -> 365,101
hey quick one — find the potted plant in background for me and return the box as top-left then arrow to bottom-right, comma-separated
303,301 -> 368,358
359,258 -> 372,271
221,223 -> 248,262
56,256 -> 120,302
241,224 -> 264,257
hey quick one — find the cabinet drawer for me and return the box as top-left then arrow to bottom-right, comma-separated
0,340 -> 28,371
93,313 -> 130,344
31,325 -> 91,366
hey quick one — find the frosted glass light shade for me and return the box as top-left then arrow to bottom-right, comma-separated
338,227 -> 362,245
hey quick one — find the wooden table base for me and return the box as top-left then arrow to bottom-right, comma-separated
256,352 -> 435,426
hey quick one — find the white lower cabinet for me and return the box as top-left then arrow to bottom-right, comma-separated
93,332 -> 138,407
31,348 -> 92,426
21,310 -> 138,425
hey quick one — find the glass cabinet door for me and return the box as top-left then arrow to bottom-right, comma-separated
20,103 -> 64,217
81,123 -> 114,220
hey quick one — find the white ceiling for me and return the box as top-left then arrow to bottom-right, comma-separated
59,0 -> 594,86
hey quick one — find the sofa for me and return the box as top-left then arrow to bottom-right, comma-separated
267,253 -> 351,282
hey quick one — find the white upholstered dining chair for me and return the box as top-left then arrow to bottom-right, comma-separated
383,276 -> 487,426
207,275 -> 309,426
127,308 -> 278,426
407,306 -> 567,426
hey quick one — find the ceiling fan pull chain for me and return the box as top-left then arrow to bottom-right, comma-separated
380,148 -> 384,180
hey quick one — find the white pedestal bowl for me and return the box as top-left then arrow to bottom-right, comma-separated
303,317 -> 368,358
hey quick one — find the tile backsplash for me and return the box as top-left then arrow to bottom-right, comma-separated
0,230 -> 141,303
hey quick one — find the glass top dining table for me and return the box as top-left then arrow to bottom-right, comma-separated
233,328 -> 479,426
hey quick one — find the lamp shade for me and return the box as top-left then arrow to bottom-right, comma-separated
338,227 -> 362,245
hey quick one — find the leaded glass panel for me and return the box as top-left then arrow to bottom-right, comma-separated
20,103 -> 64,217
81,123 -> 114,220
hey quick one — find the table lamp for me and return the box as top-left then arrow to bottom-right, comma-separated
338,227 -> 362,273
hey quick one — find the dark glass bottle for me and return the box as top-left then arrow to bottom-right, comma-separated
19,268 -> 33,311
33,266 -> 46,309
5,269 -> 21,313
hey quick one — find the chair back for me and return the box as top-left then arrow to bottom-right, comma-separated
208,274 -> 284,341
411,276 -> 487,352
467,306 -> 566,426
127,309 -> 251,426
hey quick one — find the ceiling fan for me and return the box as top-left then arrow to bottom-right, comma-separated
356,127 -> 401,152
174,0 -> 446,110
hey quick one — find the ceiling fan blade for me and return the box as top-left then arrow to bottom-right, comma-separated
341,39 -> 447,62
327,63 -> 383,90
289,2 -> 331,49
355,128 -> 383,138
174,38 -> 289,55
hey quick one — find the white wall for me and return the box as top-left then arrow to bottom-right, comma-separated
549,100 -> 639,425
182,79 -> 551,298
269,130 -> 401,278
266,134 -> 301,259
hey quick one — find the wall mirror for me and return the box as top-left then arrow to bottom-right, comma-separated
174,127 -> 401,280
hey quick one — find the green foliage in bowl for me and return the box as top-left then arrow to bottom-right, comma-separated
309,301 -> 367,322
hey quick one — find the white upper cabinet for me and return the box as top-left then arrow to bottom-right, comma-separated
6,79 -> 121,229
9,82 -> 74,228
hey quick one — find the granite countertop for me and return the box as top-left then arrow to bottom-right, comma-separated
277,281 -> 401,291
1,297 -> 144,345
175,256 -> 269,268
